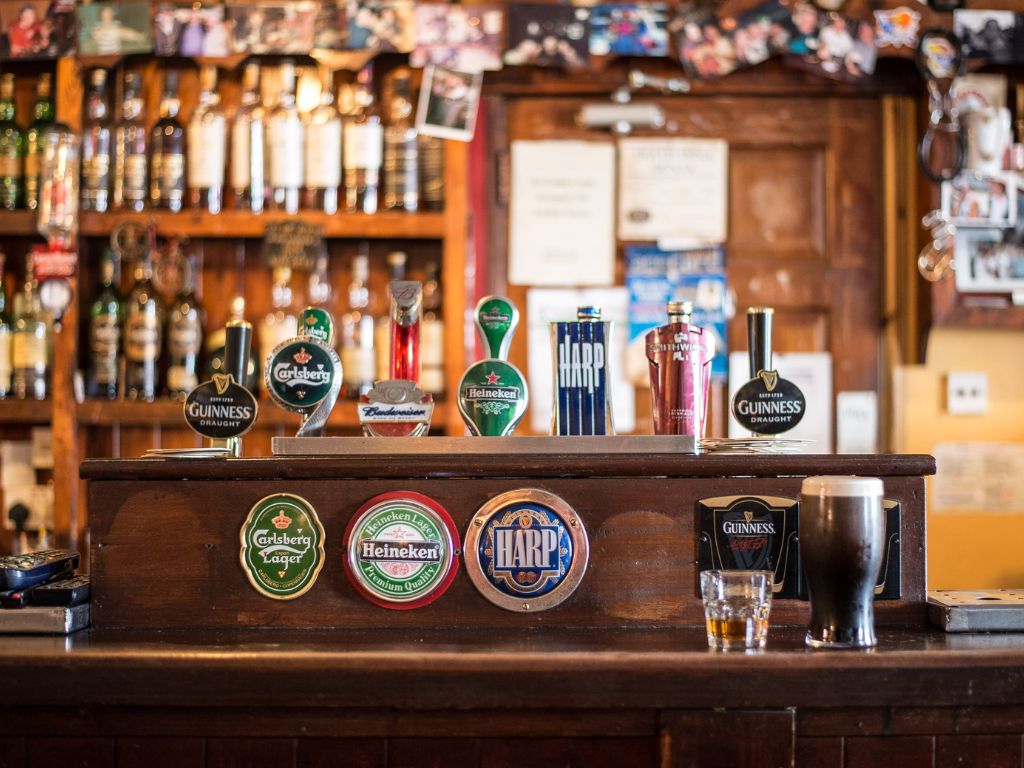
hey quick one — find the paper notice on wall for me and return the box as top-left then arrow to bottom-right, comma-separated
836,391 -> 878,454
727,352 -> 832,450
617,137 -> 728,243
933,442 -> 1024,514
526,288 -> 635,434
509,141 -> 616,287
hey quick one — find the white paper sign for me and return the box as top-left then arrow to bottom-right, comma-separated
933,442 -> 1024,514
836,391 -> 878,454
526,288 -> 635,434
509,141 -> 616,287
727,351 -> 832,450
618,137 -> 728,243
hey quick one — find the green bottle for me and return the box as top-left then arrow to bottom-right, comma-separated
24,73 -> 54,211
0,73 -> 23,211
87,250 -> 122,399
0,250 -> 11,398
12,254 -> 48,400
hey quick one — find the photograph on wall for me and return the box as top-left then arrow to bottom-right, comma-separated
346,0 -> 414,52
785,1 -> 820,57
312,0 -> 346,50
411,4 -> 503,71
77,1 -> 152,56
588,3 -> 668,58
942,172 -> 1017,229
0,0 -> 74,59
786,12 -> 875,81
954,9 -> 1018,64
504,3 -> 589,68
953,227 -> 1024,294
873,6 -> 920,50
673,6 -> 736,78
415,63 -> 483,142
154,2 -> 229,56
228,2 -> 317,54
718,0 -> 792,67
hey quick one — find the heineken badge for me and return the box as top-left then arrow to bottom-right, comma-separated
475,295 -> 518,361
464,489 -> 589,613
458,361 -> 528,437
358,379 -> 433,437
240,493 -> 325,600
184,373 -> 258,440
343,492 -> 460,610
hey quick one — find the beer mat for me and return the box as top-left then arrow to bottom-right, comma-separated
0,604 -> 89,635
698,437 -> 814,454
928,590 -> 1024,633
143,447 -> 234,459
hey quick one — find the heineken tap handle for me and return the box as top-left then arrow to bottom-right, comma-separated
475,296 -> 519,361
747,307 -> 774,377
224,319 -> 253,386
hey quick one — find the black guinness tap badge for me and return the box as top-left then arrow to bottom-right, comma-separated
731,369 -> 806,435
184,373 -> 258,439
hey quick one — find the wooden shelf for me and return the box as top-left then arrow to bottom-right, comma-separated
0,398 -> 51,424
76,398 -> 449,430
77,210 -> 446,240
0,211 -> 41,237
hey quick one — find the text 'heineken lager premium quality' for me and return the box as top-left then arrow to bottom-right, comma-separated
550,306 -> 613,436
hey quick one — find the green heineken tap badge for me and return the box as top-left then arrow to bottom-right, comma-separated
458,361 -> 529,436
240,493 -> 325,600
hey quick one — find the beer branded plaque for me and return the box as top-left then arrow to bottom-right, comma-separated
343,492 -> 460,610
457,361 -> 528,436
265,338 -> 339,411
240,493 -> 325,600
358,379 -> 434,437
464,489 -> 589,612
475,296 -> 518,361
731,371 -> 806,435
183,373 -> 258,440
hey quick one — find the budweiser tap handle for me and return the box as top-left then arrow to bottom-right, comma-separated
224,320 -> 253,387
747,307 -> 774,377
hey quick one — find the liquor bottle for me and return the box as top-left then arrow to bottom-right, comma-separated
0,73 -> 22,211
340,252 -> 376,399
420,261 -> 444,395
419,134 -> 444,212
23,73 -> 54,212
342,64 -> 383,214
165,256 -> 204,399
307,245 -> 334,311
383,68 -> 419,212
374,250 -> 406,380
230,62 -> 265,213
81,68 -> 112,213
258,265 -> 298,393
0,251 -> 11,398
267,61 -> 303,214
87,249 -> 122,399
188,65 -> 227,214
149,70 -> 186,212
12,254 -> 48,400
304,66 -> 341,214
124,246 -> 163,401
113,70 -> 147,212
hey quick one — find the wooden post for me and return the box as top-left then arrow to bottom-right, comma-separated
442,139 -> 469,436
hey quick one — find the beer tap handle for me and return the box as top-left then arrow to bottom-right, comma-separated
474,296 -> 519,361
747,307 -> 774,378
223,319 -> 252,387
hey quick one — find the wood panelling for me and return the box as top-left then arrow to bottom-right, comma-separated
24,738 -> 113,768
935,735 -> 1023,768
661,710 -> 795,768
115,738 -> 205,768
296,739 -> 386,768
844,736 -> 934,768
205,739 -> 295,768
795,737 -> 843,768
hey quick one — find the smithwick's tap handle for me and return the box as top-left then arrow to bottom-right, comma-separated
223,319 -> 253,387
747,307 -> 774,378
474,296 -> 519,361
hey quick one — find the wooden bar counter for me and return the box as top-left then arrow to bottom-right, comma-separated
5,447 -> 1023,767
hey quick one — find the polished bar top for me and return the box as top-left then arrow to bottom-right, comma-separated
0,626 -> 1021,710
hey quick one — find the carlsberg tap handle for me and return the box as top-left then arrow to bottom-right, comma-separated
475,296 -> 519,362
747,307 -> 774,378
223,319 -> 252,387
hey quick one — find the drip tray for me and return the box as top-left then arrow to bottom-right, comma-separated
928,590 -> 1024,633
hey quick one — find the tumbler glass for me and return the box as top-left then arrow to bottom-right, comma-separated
699,570 -> 772,651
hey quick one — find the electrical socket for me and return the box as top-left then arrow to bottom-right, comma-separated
947,372 -> 988,415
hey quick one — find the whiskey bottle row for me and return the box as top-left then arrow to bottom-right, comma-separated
0,73 -> 55,212
80,61 -> 444,217
0,252 -> 53,400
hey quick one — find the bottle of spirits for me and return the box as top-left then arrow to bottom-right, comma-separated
0,251 -> 11,398
113,70 -> 147,212
81,68 -> 112,213
230,62 -> 265,213
340,251 -> 376,398
307,245 -> 334,311
23,73 -> 54,212
304,66 -> 342,214
149,70 -> 186,212
258,265 -> 298,393
267,61 -> 303,214
342,64 -> 383,214
374,249 -> 406,381
383,68 -> 418,212
0,73 -> 23,211
165,256 -> 204,399
12,254 -> 48,400
419,134 -> 445,212
124,246 -> 163,401
420,261 -> 444,395
87,249 -> 121,399
188,65 -> 227,214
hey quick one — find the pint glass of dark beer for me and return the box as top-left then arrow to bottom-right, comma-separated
800,476 -> 885,649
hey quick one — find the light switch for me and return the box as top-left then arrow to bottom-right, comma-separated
947,372 -> 988,415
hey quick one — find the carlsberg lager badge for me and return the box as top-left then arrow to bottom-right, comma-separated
240,493 -> 326,600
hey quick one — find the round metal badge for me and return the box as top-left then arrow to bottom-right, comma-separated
240,493 -> 325,600
344,492 -> 460,610
464,489 -> 589,613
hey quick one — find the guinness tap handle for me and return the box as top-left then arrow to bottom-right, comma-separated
747,307 -> 774,377
224,319 -> 252,386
